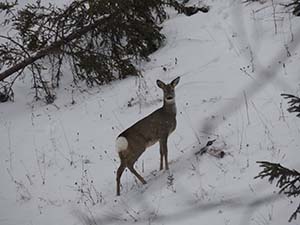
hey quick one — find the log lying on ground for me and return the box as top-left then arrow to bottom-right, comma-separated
0,15 -> 108,82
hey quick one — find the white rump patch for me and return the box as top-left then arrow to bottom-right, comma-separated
116,136 -> 128,152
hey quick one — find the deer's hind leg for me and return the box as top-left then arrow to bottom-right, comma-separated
116,162 -> 126,196
127,163 -> 147,185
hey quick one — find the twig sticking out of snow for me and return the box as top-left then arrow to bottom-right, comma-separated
195,139 -> 216,155
195,139 -> 225,158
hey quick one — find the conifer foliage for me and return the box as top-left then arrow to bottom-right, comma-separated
255,161 -> 300,222
281,93 -> 300,117
0,0 -> 208,103
255,93 -> 300,222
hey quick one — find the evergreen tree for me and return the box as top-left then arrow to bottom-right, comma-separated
0,0 -> 208,103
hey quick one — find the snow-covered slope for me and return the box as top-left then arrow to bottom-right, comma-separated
1,1 -> 300,225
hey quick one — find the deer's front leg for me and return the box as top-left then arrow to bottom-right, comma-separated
160,137 -> 169,170
159,140 -> 164,170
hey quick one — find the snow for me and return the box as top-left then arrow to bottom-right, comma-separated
1,0 -> 300,225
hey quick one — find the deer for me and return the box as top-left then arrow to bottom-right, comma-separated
115,76 -> 180,196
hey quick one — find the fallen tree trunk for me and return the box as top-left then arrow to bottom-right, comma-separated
0,16 -> 108,82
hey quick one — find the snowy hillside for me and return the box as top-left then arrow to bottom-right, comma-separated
1,1 -> 300,225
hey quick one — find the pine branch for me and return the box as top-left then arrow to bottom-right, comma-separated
0,14 -> 110,82
0,0 -> 17,13
289,203 -> 300,222
255,161 -> 300,221
281,93 -> 300,117
166,0 -> 209,16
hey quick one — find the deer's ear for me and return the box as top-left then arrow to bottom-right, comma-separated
156,80 -> 166,89
171,76 -> 180,87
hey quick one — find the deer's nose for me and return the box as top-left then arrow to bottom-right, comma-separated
166,96 -> 173,100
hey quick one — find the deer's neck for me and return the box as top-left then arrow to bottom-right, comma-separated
163,100 -> 177,116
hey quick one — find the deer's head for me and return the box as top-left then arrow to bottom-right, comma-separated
156,77 -> 180,104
